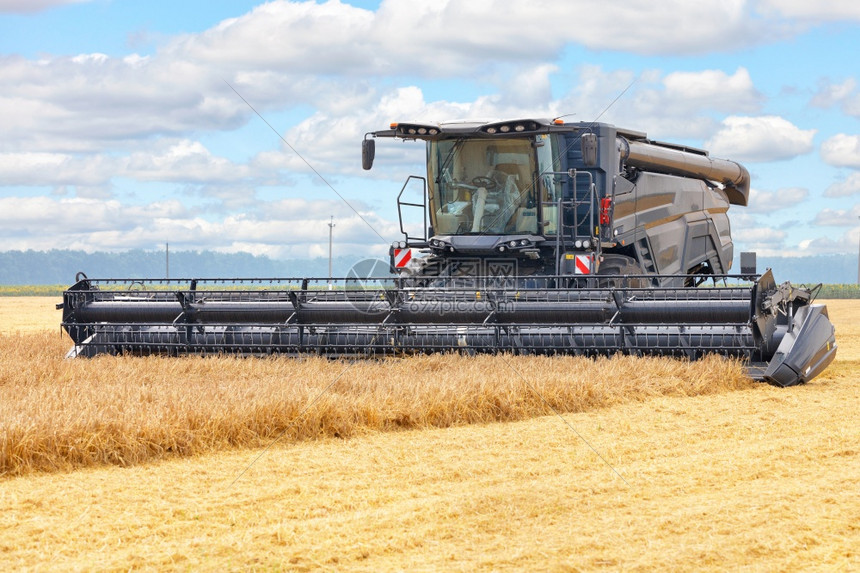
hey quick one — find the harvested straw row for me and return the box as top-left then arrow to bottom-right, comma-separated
0,331 -> 753,477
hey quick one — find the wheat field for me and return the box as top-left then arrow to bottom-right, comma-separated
0,299 -> 751,477
0,296 -> 857,571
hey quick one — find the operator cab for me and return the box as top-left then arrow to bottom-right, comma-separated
363,118 -> 603,274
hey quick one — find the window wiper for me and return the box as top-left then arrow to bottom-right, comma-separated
437,137 -> 465,184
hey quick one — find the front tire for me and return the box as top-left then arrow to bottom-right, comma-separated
597,254 -> 647,288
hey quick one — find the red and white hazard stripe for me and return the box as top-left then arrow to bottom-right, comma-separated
393,248 -> 412,268
574,254 -> 592,275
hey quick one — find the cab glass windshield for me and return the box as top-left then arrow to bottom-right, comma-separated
427,138 -> 540,235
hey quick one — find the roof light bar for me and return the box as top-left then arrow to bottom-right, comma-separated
480,120 -> 542,135
391,122 -> 441,138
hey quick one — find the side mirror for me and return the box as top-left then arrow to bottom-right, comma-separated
362,138 -> 375,170
581,132 -> 598,167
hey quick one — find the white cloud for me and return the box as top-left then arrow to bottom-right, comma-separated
760,0 -> 860,21
661,67 -> 762,113
548,66 -> 766,142
730,218 -> 859,257
0,140 -> 265,187
796,229 -> 860,256
811,79 -> 860,118
170,1 -> 378,74
811,78 -> 856,106
0,195 -> 400,258
499,64 -> 559,109
0,2 -> 789,159
0,0 -> 90,13
0,1 -> 836,158
705,116 -> 816,162
124,140 -> 254,183
731,224 -> 788,254
747,186 -> 809,213
548,66 -> 638,126
824,172 -> 860,197
169,0 -> 764,76
813,204 -> 860,226
820,134 -> 860,168
560,0 -> 758,55
0,197 -> 187,234
259,87 -> 464,180
2,0 -> 857,261
0,54 -> 248,153
0,152 -> 117,186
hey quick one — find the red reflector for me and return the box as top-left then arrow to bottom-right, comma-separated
600,197 -> 612,225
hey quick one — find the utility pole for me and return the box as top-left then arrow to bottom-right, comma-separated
166,242 -> 169,280
857,215 -> 859,285
328,216 -> 335,290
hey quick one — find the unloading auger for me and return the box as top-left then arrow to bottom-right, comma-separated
60,118 -> 837,386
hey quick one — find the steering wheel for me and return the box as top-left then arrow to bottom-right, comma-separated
452,180 -> 477,190
471,176 -> 497,191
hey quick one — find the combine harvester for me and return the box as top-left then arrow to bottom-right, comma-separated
61,119 -> 836,386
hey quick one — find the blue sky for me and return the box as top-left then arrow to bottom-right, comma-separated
1,0 -> 859,260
